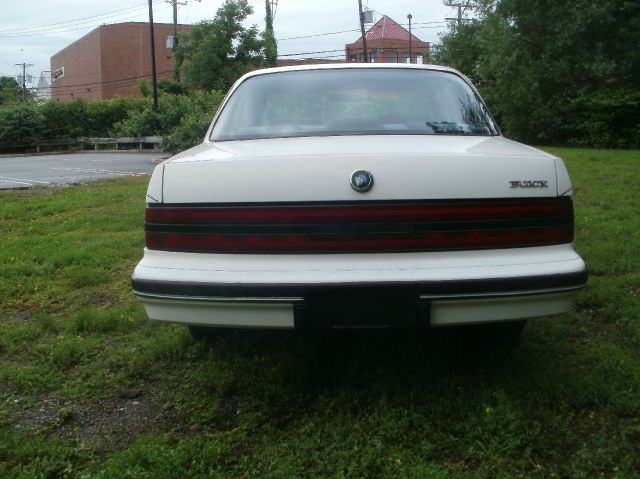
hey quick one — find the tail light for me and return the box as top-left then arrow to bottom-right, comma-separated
145,198 -> 574,254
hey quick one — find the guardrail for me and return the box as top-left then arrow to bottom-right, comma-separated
78,136 -> 162,151
0,136 -> 163,154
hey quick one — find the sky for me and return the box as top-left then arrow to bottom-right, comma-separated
0,0 -> 455,86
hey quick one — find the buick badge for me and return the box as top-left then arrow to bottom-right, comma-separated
509,180 -> 549,188
350,170 -> 374,193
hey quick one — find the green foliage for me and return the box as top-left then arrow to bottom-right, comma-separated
0,76 -> 23,106
157,78 -> 189,95
38,97 -> 147,139
566,88 -> 640,149
0,91 -> 218,152
0,97 -> 147,144
138,79 -> 190,97
137,79 -> 152,97
0,102 -> 44,143
160,90 -> 225,153
112,90 -> 223,153
263,0 -> 278,67
110,108 -> 160,137
175,0 -> 265,91
436,0 -> 640,148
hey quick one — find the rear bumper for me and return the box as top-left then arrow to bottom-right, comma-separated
132,245 -> 587,329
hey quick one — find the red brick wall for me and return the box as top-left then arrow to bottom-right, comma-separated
51,22 -> 189,101
345,38 -> 430,64
51,28 -> 103,101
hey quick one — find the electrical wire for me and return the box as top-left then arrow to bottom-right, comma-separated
276,19 -> 445,42
0,1 -> 162,35
277,28 -> 361,41
49,69 -> 175,94
0,2 -> 169,38
278,49 -> 344,57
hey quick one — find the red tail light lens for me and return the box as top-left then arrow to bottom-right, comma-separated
145,198 -> 574,254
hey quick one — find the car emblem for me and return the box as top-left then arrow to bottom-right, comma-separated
509,180 -> 549,188
350,170 -> 374,193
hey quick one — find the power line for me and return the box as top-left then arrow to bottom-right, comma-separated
278,28 -> 359,42
444,2 -> 478,27
279,49 -> 345,57
0,2 -> 167,38
0,2 -> 157,34
48,69 -> 178,96
276,21 -> 446,42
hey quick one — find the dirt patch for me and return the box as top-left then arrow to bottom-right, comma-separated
10,385 -> 174,452
1,311 -> 32,323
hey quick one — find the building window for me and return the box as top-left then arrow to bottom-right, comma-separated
388,51 -> 398,63
403,52 -> 411,64
350,54 -> 357,62
359,53 -> 366,62
370,51 -> 378,63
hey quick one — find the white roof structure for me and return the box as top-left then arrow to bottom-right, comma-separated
35,72 -> 52,101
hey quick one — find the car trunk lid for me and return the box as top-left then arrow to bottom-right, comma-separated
161,135 -> 559,203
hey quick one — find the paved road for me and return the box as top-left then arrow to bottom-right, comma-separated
0,152 -> 166,189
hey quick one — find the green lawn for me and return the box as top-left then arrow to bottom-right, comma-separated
1,148 -> 639,478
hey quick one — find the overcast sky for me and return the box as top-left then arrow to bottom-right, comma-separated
0,0 -> 454,85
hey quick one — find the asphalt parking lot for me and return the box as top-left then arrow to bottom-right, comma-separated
0,152 -> 166,189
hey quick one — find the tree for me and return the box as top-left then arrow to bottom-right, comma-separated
0,76 -> 23,106
435,0 -> 640,147
263,0 -> 278,67
175,0 -> 264,92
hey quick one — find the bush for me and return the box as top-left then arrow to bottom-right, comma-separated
114,90 -> 224,153
0,103 -> 44,144
161,90 -> 225,153
39,98 -> 147,139
0,90 -> 221,151
565,89 -> 640,149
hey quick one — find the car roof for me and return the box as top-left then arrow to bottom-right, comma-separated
241,62 -> 464,80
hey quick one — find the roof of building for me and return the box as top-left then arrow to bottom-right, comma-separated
349,15 -> 425,45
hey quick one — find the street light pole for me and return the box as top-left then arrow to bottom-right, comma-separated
407,14 -> 413,64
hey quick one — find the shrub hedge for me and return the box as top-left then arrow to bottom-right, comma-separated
0,91 -> 223,154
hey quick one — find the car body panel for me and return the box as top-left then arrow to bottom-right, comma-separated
132,244 -> 586,328
161,136 -> 558,203
132,63 -> 586,330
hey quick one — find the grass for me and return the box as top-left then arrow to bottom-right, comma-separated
1,148 -> 639,478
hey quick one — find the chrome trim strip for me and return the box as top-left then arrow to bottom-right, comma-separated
133,290 -> 304,304
136,284 -> 585,304
420,284 -> 586,301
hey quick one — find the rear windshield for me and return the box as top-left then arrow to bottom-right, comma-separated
211,68 -> 498,141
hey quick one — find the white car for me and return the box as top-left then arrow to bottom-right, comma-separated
132,64 -> 587,338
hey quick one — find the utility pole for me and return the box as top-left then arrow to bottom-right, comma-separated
148,0 -> 158,111
407,14 -> 413,63
357,0 -> 369,62
166,0 -> 187,81
444,2 -> 474,28
15,63 -> 33,102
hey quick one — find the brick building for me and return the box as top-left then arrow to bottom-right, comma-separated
50,22 -> 189,101
345,15 -> 430,64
